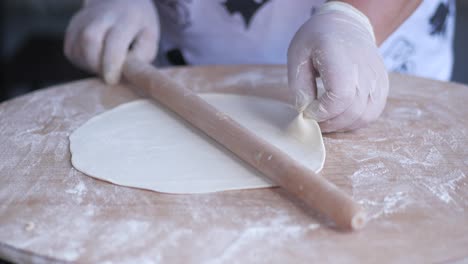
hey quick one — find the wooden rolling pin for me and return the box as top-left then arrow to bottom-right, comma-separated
122,56 -> 366,230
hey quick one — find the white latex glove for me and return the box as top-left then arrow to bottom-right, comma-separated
64,0 -> 159,85
287,2 -> 389,133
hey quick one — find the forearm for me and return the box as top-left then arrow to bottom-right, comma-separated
329,0 -> 422,45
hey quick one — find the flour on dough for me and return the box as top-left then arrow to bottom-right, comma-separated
69,94 -> 325,194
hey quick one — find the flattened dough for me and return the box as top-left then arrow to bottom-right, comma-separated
70,94 -> 325,193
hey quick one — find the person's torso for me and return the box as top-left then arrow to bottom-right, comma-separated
155,0 -> 324,65
155,0 -> 455,81
380,0 -> 455,81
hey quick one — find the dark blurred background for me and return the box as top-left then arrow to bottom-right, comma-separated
1,0 -> 89,102
0,0 -> 467,103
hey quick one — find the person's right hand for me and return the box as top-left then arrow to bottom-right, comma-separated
64,0 -> 160,85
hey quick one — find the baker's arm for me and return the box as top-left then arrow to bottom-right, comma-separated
332,0 -> 422,44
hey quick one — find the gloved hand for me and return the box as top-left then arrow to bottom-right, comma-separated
287,1 -> 389,132
64,0 -> 159,85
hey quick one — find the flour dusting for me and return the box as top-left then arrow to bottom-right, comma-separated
66,179 -> 87,203
326,86 -> 468,221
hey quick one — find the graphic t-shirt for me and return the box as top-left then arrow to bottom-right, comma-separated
155,0 -> 455,81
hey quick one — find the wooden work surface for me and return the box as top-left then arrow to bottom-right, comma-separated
0,65 -> 467,263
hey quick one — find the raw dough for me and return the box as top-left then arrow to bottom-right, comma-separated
69,94 -> 325,193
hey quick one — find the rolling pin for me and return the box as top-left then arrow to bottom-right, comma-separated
122,56 -> 366,230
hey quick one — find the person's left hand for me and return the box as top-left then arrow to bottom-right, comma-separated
287,2 -> 389,132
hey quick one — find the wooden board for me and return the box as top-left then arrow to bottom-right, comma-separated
1,65 -> 467,263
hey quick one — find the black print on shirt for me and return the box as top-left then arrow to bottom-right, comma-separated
223,0 -> 271,28
383,37 -> 416,74
158,0 -> 192,29
429,2 -> 450,36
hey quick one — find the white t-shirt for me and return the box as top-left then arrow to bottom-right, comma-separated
155,0 -> 455,81
380,0 -> 455,81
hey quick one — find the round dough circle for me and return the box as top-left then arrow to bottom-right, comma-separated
69,94 -> 325,194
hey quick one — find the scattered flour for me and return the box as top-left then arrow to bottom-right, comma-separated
65,179 -> 87,203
